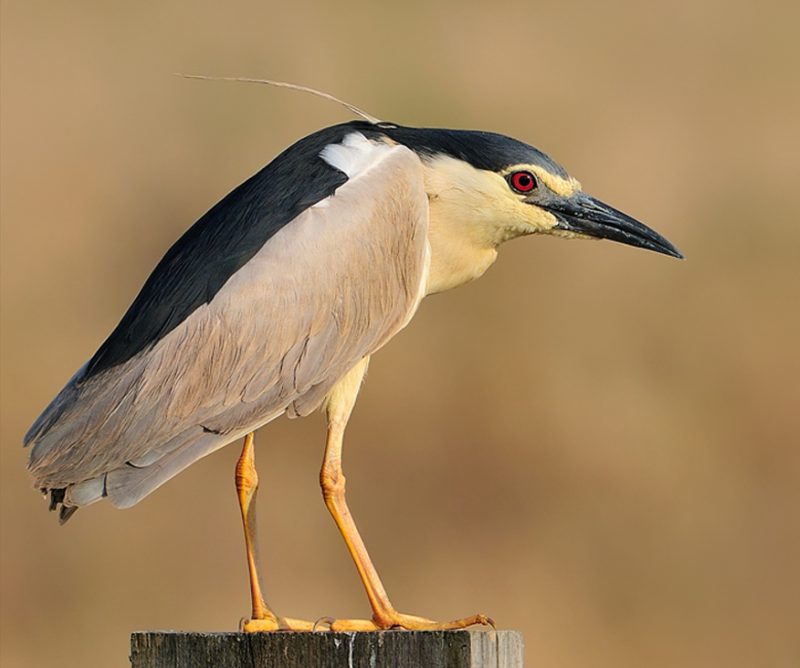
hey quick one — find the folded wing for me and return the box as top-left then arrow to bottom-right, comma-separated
25,132 -> 430,517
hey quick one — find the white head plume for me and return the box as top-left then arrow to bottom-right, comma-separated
174,73 -> 382,124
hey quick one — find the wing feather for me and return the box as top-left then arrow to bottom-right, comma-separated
27,134 -> 429,511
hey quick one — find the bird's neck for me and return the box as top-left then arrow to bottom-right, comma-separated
424,212 -> 499,294
421,157 -> 524,295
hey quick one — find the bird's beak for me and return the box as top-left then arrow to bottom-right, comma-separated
541,193 -> 683,259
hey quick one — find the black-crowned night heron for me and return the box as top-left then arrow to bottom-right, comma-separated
25,82 -> 681,632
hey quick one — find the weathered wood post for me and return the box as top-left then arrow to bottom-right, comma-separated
130,629 -> 524,667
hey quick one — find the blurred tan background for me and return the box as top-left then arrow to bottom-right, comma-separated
2,1 -> 799,666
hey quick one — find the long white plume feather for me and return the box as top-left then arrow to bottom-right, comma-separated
174,73 -> 382,124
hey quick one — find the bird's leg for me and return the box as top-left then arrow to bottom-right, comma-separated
320,359 -> 493,632
236,432 -> 314,632
236,432 -> 272,627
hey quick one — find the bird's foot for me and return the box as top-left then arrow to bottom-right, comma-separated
242,614 -> 316,631
321,610 -> 494,632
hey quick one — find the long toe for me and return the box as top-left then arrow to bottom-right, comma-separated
328,611 -> 494,632
243,616 -> 317,632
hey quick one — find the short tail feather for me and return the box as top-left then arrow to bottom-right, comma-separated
36,427 -> 237,524
45,488 -> 79,524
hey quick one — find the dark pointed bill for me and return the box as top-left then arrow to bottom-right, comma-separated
542,193 -> 683,259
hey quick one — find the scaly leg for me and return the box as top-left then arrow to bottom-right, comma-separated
319,358 -> 493,631
236,432 -> 314,631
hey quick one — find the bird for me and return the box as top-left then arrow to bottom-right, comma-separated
24,80 -> 682,633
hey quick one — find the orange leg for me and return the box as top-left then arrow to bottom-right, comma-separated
236,432 -> 314,631
319,359 -> 493,631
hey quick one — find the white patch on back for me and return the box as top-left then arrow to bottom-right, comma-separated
319,131 -> 390,179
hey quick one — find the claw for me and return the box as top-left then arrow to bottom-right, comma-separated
312,617 -> 335,631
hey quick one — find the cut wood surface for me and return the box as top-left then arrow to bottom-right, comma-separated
130,629 -> 524,667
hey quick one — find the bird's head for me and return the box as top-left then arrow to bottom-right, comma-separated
374,125 -> 682,292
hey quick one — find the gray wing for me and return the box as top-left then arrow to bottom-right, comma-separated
26,133 -> 430,513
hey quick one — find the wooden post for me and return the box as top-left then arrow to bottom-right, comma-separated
130,630 -> 524,667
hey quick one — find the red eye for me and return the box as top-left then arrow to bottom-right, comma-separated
508,171 -> 537,193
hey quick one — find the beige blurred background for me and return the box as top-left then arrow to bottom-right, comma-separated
2,1 -> 799,666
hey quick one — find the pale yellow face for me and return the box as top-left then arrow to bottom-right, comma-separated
420,155 -> 585,294
422,155 -> 583,247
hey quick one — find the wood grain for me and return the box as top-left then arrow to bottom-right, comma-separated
130,630 -> 524,667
